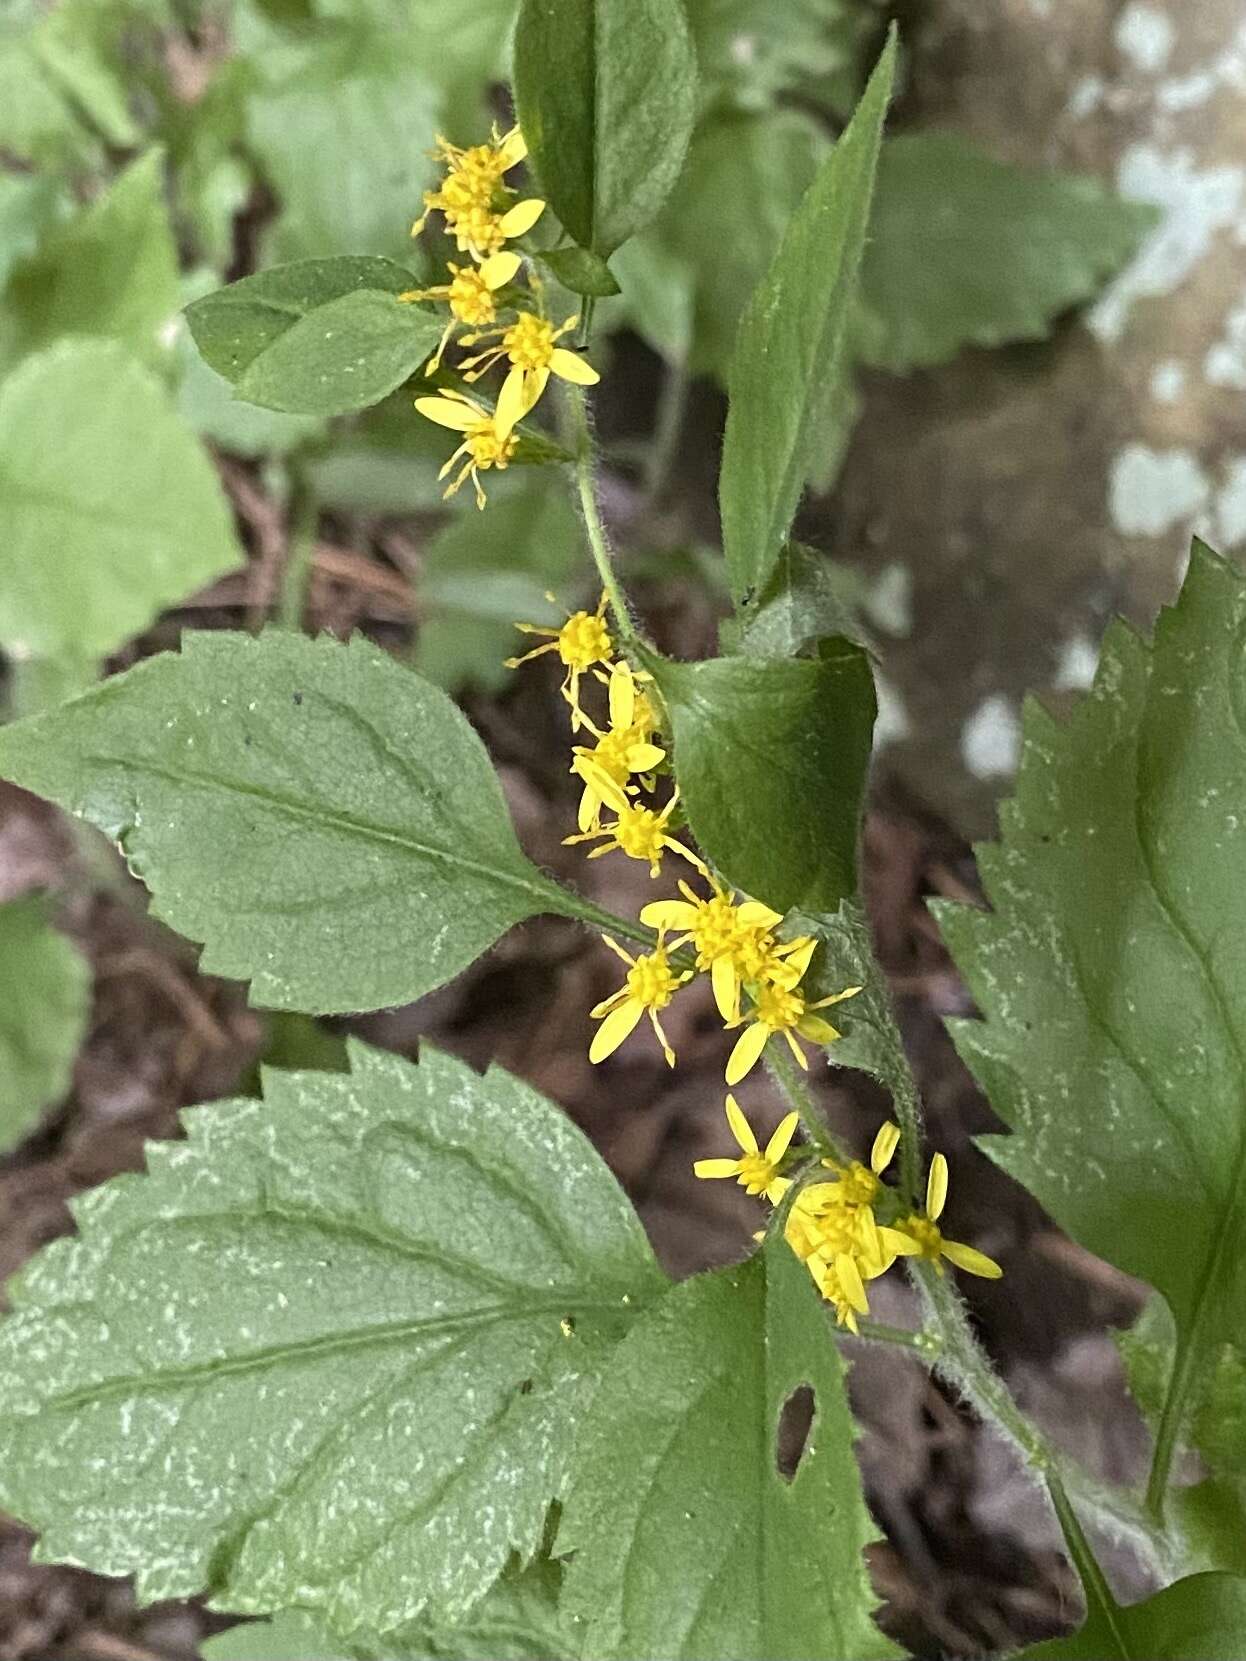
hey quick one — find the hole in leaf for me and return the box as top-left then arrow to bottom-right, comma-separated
776,1383 -> 816,1483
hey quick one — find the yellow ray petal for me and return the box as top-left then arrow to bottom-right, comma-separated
926,1152 -> 949,1221
499,197 -> 545,237
549,346 -> 600,386
941,1238 -> 1003,1279
725,1019 -> 770,1086
414,395 -> 479,432
589,997 -> 644,1063
497,127 -> 527,168
870,1119 -> 901,1175
625,742 -> 666,771
836,1252 -> 870,1314
494,364 -> 528,440
694,1158 -> 743,1180
724,1093 -> 758,1154
481,250 -> 520,289
796,1014 -> 841,1045
764,1110 -> 800,1165
711,954 -> 739,1023
639,900 -> 697,931
608,665 -> 636,728
736,900 -> 783,929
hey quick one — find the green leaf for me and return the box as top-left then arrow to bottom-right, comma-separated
245,27 -> 440,263
0,0 -> 134,169
537,246 -> 621,299
719,32 -> 895,604
512,0 -> 698,256
0,339 -> 244,662
609,229 -> 696,365
0,629 -> 592,1014
558,1239 -> 897,1660
0,1041 -> 663,1638
0,150 -> 180,374
730,541 -> 869,659
0,174 -> 67,291
649,109 -> 825,381
1025,1574 -> 1246,1661
857,134 -> 1157,372
1120,1300 -> 1246,1485
936,542 -> 1246,1516
0,894 -> 90,1155
414,485 -> 581,694
175,327 -> 327,458
185,257 -> 439,417
651,639 -> 875,914
685,0 -> 871,119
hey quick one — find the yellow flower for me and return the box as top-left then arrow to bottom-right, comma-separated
693,1096 -> 799,1203
819,1119 -> 901,1208
724,979 -> 861,1086
809,1251 -> 871,1333
589,935 -> 693,1067
400,252 -> 521,372
413,390 -> 517,508
890,1153 -> 1003,1280
505,592 -> 613,723
411,126 -> 545,258
640,880 -> 785,1022
461,311 -> 600,437
564,769 -> 706,878
570,664 -> 666,831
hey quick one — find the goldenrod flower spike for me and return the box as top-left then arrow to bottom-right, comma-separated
724,982 -> 861,1087
506,592 -> 613,723
459,311 -> 600,438
569,684 -> 667,832
399,253 -> 522,372
565,770 -> 706,877
890,1150 -> 1003,1280
693,1097 -> 799,1203
413,390 -> 517,508
588,934 -> 692,1067
411,125 -> 545,258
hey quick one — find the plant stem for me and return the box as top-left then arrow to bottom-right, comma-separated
642,358 -> 690,506
764,1038 -> 851,1162
855,1317 -> 942,1358
279,472 -> 319,632
1144,1328 -> 1195,1521
565,386 -> 641,656
1046,1470 -> 1132,1658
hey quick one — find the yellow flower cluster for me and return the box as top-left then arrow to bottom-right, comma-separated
507,602 -> 860,1080
697,1104 -> 1003,1328
405,125 -> 600,508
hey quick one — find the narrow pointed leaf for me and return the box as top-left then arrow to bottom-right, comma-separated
719,31 -> 895,604
0,630 -> 585,1013
0,1042 -> 663,1638
0,894 -> 90,1154
937,543 -> 1246,1499
512,0 -> 698,256
558,1239 -> 898,1660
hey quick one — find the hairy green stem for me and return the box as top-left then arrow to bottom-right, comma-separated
279,473 -> 319,632
566,387 -> 641,656
642,359 -> 691,506
855,1317 -> 942,1358
1047,1470 -> 1132,1657
764,1038 -> 851,1163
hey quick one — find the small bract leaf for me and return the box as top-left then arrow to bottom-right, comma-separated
185,257 -> 438,417
558,1239 -> 898,1660
0,630 -> 591,1014
652,640 -> 875,914
0,339 -> 244,662
512,0 -> 698,256
0,894 -> 90,1155
719,32 -> 895,604
0,1042 -> 663,1638
858,134 -> 1157,372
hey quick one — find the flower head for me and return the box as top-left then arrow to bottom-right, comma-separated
413,390 -> 517,508
461,310 -> 600,436
506,592 -> 614,723
890,1153 -> 1003,1280
565,770 -> 706,878
400,252 -> 521,372
693,1096 -> 799,1203
725,978 -> 861,1086
640,880 -> 787,1022
411,126 -> 545,258
570,664 -> 665,830
589,935 -> 693,1067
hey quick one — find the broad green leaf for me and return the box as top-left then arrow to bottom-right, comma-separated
0,174 -> 67,291
610,230 -> 696,366
857,134 -> 1157,372
245,28 -> 440,263
1025,1573 -> 1246,1661
0,340 -> 244,662
937,542 -> 1246,1512
185,257 -> 439,417
558,1239 -> 897,1660
730,541 -> 868,660
0,1042 -> 663,1638
0,895 -> 90,1155
414,485 -> 580,693
652,640 -> 875,914
686,0 -> 871,119
719,33 -> 895,604
1120,1300 -> 1246,1485
0,629 -> 590,1014
175,328 -> 327,458
0,150 -> 179,373
203,1610 -> 353,1661
649,109 -> 825,381
0,0 -> 135,168
537,246 -> 621,299
316,0 -> 514,106
512,0 -> 698,256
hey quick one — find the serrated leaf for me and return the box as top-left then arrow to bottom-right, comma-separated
651,639 -> 875,914
414,485 -> 580,693
719,33 -> 895,604
1024,1573 -> 1246,1661
0,1042 -> 663,1637
1120,1300 -> 1246,1485
857,134 -> 1157,372
0,894 -> 90,1155
245,27 -> 440,263
185,257 -> 438,417
512,0 -> 698,257
0,339 -> 244,662
0,150 -> 179,374
937,542 -> 1246,1513
558,1239 -> 897,1660
202,1610 -> 354,1661
0,629 -> 593,1014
